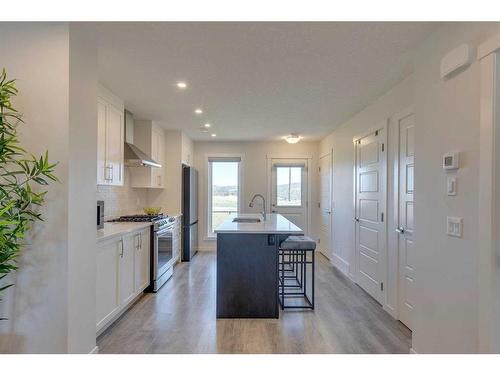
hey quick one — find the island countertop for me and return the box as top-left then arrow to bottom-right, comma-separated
215,213 -> 303,234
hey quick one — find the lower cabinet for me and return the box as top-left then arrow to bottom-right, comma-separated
134,228 -> 150,291
96,238 -> 121,331
96,227 -> 151,334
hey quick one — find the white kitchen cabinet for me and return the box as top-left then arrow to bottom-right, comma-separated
96,237 -> 121,332
134,228 -> 150,292
130,120 -> 165,188
96,226 -> 152,334
119,234 -> 136,306
97,85 -> 124,186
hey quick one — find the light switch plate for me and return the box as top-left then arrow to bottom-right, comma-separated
447,176 -> 457,196
447,216 -> 463,238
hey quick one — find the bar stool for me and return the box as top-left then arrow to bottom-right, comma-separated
278,235 -> 316,310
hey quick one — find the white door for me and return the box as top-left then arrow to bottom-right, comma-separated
396,109 -> 415,330
319,152 -> 333,258
354,125 -> 387,304
270,159 -> 308,233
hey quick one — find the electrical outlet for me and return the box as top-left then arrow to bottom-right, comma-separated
447,216 -> 463,238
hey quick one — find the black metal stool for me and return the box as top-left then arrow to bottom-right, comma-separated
278,235 -> 316,310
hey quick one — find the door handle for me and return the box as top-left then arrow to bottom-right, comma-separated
354,217 -> 360,222
395,226 -> 405,234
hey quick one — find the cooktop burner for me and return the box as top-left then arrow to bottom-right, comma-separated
108,214 -> 168,223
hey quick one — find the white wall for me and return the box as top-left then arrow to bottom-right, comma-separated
318,22 -> 500,354
319,75 -> 415,315
0,23 -> 97,354
411,22 -> 500,354
67,23 -> 98,354
193,141 -> 320,251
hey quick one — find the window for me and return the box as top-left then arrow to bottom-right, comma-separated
208,157 -> 241,237
276,166 -> 302,206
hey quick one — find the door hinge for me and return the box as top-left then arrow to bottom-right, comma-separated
380,282 -> 384,291
318,202 -> 321,208
319,167 -> 321,172
382,143 -> 385,152
381,212 -> 384,222
375,130 -> 379,136
318,238 -> 321,244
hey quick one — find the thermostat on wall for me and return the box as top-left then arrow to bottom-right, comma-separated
443,152 -> 459,170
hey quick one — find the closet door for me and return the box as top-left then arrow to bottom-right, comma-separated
354,125 -> 387,304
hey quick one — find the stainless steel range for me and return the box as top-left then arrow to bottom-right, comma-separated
108,214 -> 176,292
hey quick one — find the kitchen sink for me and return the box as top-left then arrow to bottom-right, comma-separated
232,217 -> 261,223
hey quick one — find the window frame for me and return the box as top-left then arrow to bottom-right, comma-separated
206,154 -> 243,239
275,165 -> 303,208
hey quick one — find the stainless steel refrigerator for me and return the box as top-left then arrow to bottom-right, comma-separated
182,165 -> 198,261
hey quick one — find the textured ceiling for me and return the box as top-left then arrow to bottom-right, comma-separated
96,22 -> 440,141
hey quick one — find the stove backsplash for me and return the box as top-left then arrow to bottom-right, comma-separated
97,169 -> 148,221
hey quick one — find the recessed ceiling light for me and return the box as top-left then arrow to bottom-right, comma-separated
195,108 -> 203,114
285,134 -> 301,144
176,81 -> 187,89
211,133 -> 217,137
204,123 -> 211,128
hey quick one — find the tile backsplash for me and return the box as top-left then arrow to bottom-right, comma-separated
97,169 -> 148,220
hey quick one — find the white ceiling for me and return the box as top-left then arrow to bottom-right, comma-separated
95,22 -> 439,141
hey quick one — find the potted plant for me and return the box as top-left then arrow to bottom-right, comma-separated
0,68 -> 59,319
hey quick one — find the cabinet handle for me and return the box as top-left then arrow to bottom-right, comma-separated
139,233 -> 142,249
120,239 -> 124,258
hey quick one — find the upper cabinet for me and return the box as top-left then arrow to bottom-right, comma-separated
97,85 -> 125,186
129,120 -> 165,188
181,132 -> 194,166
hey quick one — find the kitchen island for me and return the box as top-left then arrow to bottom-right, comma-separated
215,213 -> 303,318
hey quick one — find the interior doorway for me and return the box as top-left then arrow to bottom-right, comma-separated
319,151 -> 333,258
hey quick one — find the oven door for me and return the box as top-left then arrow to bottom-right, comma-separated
154,226 -> 174,280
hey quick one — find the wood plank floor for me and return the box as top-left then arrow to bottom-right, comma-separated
97,251 -> 411,354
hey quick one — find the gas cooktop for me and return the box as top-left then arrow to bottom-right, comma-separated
108,214 -> 168,223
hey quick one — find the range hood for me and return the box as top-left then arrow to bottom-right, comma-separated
124,142 -> 161,168
123,110 -> 162,168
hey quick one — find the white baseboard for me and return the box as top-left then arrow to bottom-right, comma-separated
331,253 -> 350,275
384,303 -> 397,319
89,346 -> 99,354
410,347 -> 417,354
197,246 -> 216,252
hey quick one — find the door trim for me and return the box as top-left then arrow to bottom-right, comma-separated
478,50 -> 500,352
393,106 -> 415,322
353,119 -> 389,304
266,155 -> 312,236
319,149 -> 333,259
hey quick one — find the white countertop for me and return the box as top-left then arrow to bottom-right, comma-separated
215,213 -> 303,234
97,222 -> 152,243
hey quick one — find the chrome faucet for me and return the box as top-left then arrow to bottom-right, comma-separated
249,194 -> 266,221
